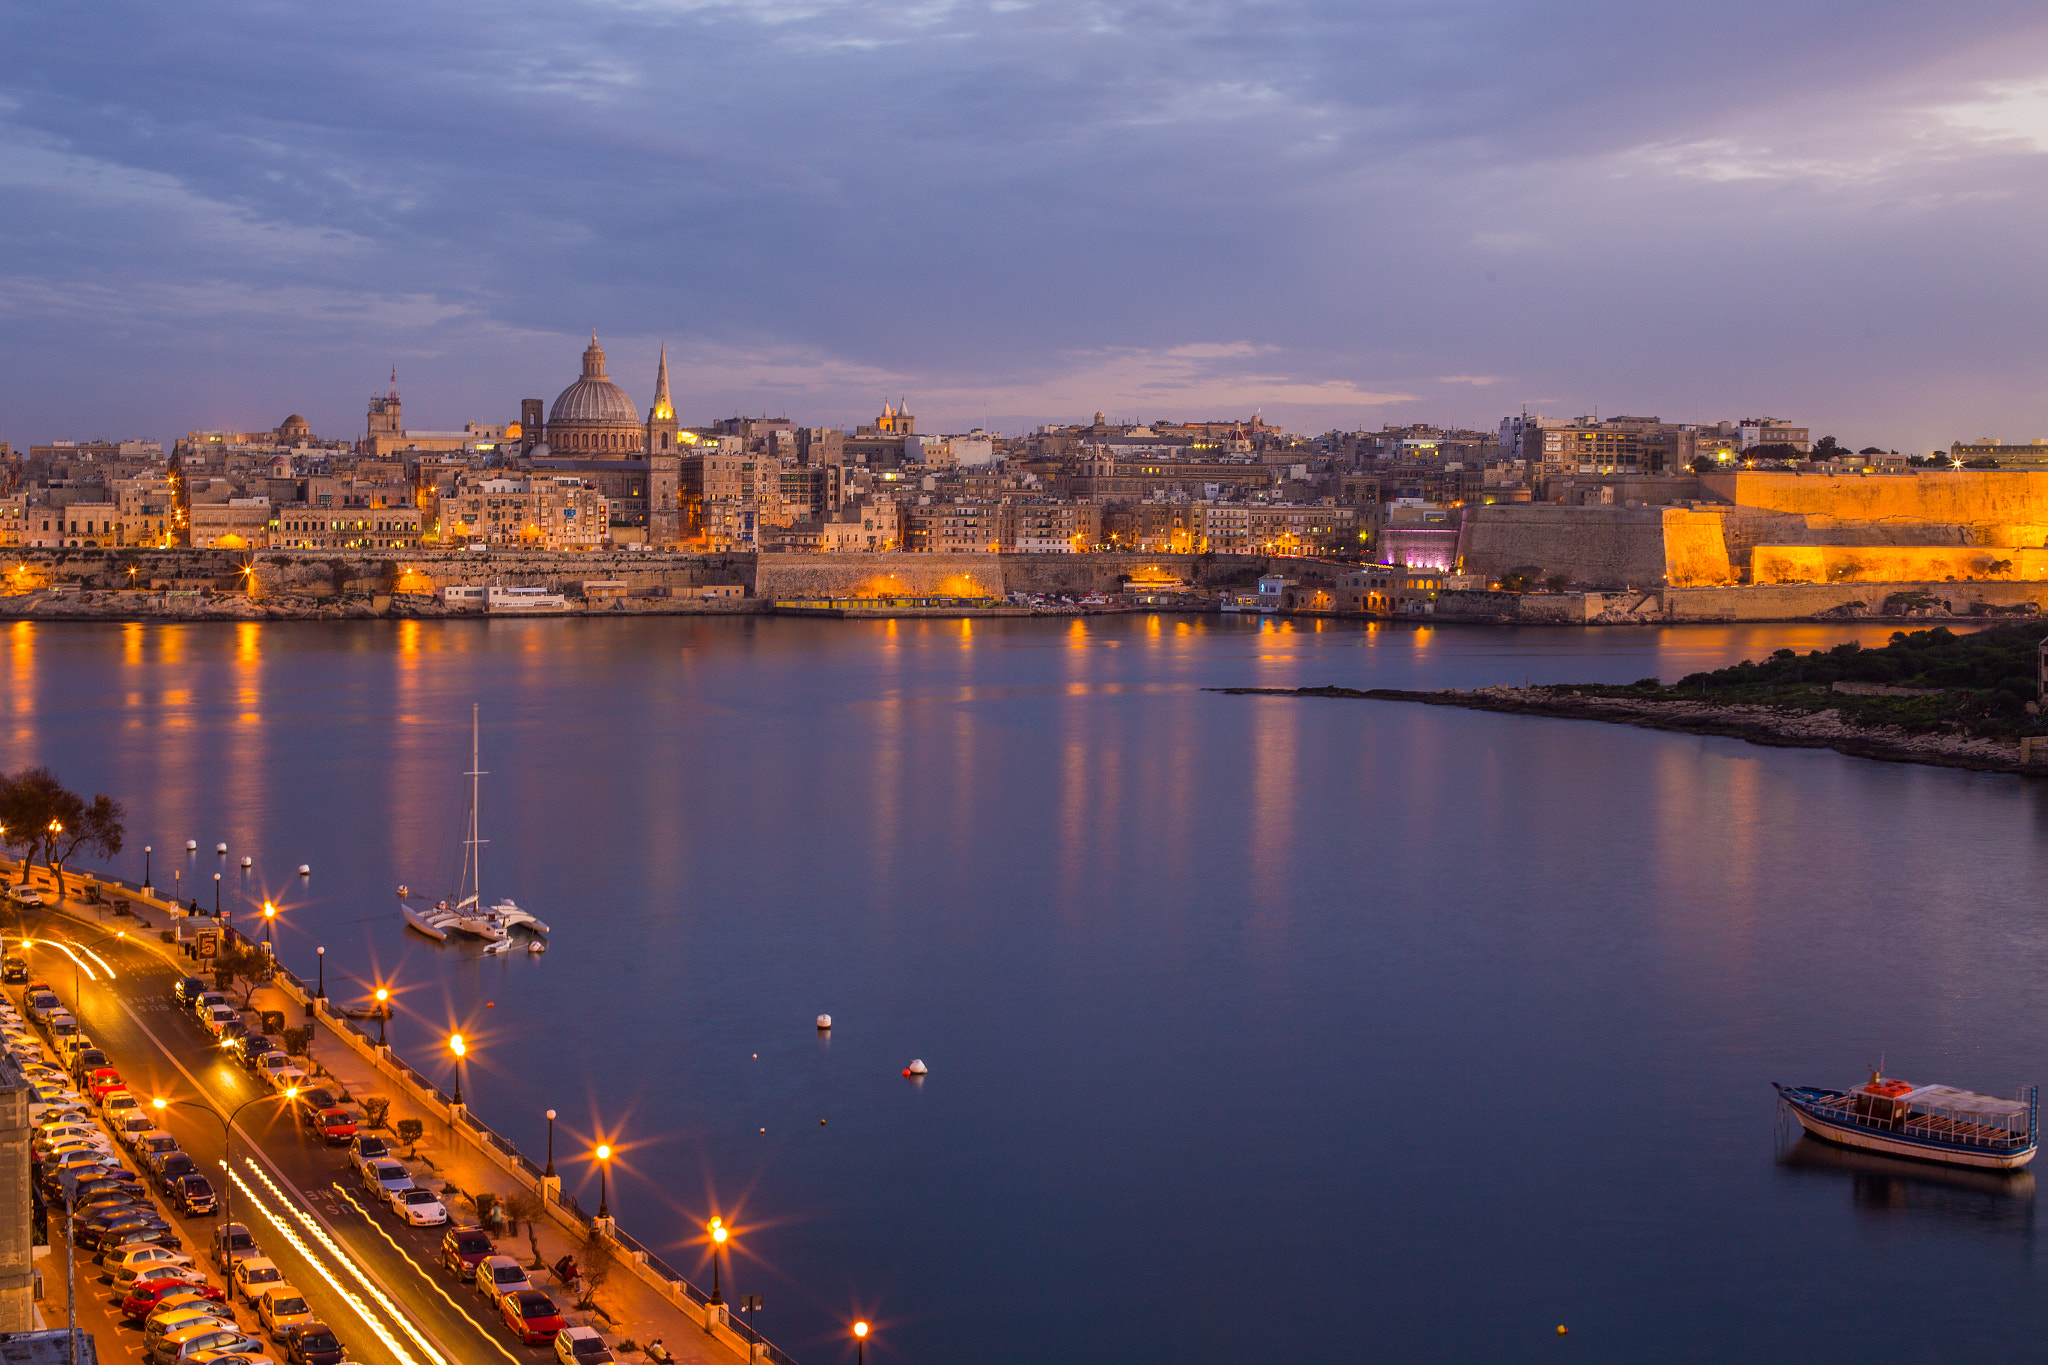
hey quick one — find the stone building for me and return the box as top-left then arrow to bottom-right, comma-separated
545,336 -> 648,456
0,1053 -> 29,1332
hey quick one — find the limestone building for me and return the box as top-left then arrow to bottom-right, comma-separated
545,336 -> 647,455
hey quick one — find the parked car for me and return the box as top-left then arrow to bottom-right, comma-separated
211,1223 -> 259,1272
86,1069 -> 126,1100
167,1328 -> 265,1365
500,1290 -> 565,1345
252,1052 -> 292,1081
348,1136 -> 390,1180
109,1244 -> 198,1291
115,1113 -> 158,1148
68,1047 -> 109,1079
150,1151 -> 199,1194
553,1324 -> 615,1365
391,1187 -> 446,1226
266,1065 -> 306,1095
440,1227 -> 494,1276
23,992 -> 61,1023
203,1005 -> 240,1038
253,1285 -> 314,1339
233,1257 -> 285,1304
157,1324 -> 259,1365
140,1303 -> 233,1348
281,1322 -> 344,1365
361,1159 -> 412,1202
192,991 -> 228,1020
120,1280 -> 224,1322
175,1173 -> 218,1216
311,1109 -> 357,1146
236,1035 -> 274,1068
214,1017 -> 248,1048
6,886 -> 43,906
81,1212 -> 172,1254
1,954 -> 27,982
294,1087 -> 340,1115
103,1092 -> 143,1123
473,1255 -> 531,1310
137,1131 -> 182,1162
173,977 -> 207,1007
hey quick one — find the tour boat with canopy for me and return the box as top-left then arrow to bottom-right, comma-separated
1775,1069 -> 2039,1170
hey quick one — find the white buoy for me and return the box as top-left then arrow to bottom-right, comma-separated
905,1059 -> 928,1076
185,840 -> 197,851
299,865 -> 311,877
527,941 -> 545,955
215,843 -> 227,855
239,856 -> 251,868
816,1014 -> 832,1030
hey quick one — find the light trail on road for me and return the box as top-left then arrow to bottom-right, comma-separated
334,1184 -> 527,1365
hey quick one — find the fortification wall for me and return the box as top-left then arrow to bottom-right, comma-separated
1750,545 -> 2048,585
754,553 -> 1006,599
999,553 -> 1268,595
1455,506 -> 1691,588
1702,470 -> 2048,544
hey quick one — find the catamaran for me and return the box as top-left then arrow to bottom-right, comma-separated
1775,1069 -> 2039,1170
401,705 -> 546,946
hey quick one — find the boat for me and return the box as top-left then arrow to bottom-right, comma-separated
481,938 -> 512,956
406,704 -> 535,947
401,888 -> 458,942
489,899 -> 549,936
1774,1070 -> 2040,1170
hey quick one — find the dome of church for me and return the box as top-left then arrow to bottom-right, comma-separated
278,414 -> 312,442
549,338 -> 638,425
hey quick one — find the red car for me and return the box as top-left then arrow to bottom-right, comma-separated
86,1069 -> 126,1100
121,1276 -> 226,1320
314,1108 -> 357,1145
500,1290 -> 565,1345
440,1227 -> 494,1275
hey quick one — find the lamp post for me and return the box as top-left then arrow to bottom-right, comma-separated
544,1110 -> 556,1177
262,902 -> 275,947
594,1144 -> 611,1221
449,1034 -> 466,1107
47,822 -> 61,900
154,1087 -> 298,1233
708,1219 -> 727,1305
213,873 -> 220,918
854,1321 -> 868,1365
143,845 -> 151,893
315,946 -> 325,999
374,988 -> 388,1048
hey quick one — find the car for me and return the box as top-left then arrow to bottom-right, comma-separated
35,1122 -> 107,1153
253,1286 -> 314,1339
57,1032 -> 94,1062
173,977 -> 207,1007
42,1148 -> 113,1181
6,886 -> 43,906
103,1092 -> 142,1123
132,1266 -> 213,1304
140,1304 -> 233,1348
499,1290 -> 565,1345
121,1281 -> 225,1322
115,1113 -> 158,1147
252,1052 -> 291,1080
281,1323 -> 344,1365
165,1334 -> 264,1365
312,1109 -> 356,1146
214,1018 -> 248,1048
22,992 -> 60,1023
233,1257 -> 285,1305
553,1324 -> 615,1365
110,1243 -> 197,1288
186,1352 -> 278,1365
81,1213 -> 171,1253
235,1035 -> 274,1068
0,955 -> 26,982
192,991 -> 228,1020
361,1159 -> 411,1202
348,1136 -> 390,1179
175,1173 -> 217,1216
203,1006 -> 240,1038
150,1151 -> 199,1194
440,1227 -> 494,1275
211,1223 -> 259,1272
473,1255 -> 531,1310
87,1069 -> 126,1099
266,1066 -> 306,1095
69,1047 -> 110,1079
137,1131 -> 182,1162
391,1187 -> 446,1226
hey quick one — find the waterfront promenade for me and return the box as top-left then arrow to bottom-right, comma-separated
4,860 -> 775,1365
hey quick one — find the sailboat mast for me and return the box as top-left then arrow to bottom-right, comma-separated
467,702 -> 484,905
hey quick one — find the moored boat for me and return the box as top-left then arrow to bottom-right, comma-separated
1775,1070 -> 2040,1170
401,888 -> 458,941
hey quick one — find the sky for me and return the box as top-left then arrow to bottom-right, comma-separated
4,0 -> 2048,451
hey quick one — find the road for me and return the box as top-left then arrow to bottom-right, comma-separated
18,907 -> 562,1365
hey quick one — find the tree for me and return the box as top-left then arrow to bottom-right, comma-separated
212,942 -> 272,1008
576,1231 -> 617,1310
1689,454 -> 1714,474
0,767 -> 124,898
504,1189 -> 547,1268
396,1118 -> 424,1155
1812,435 -> 1846,460
360,1096 -> 391,1131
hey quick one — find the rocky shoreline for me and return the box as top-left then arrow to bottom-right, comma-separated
1210,684 -> 2039,775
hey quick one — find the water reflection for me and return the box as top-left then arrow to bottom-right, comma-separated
1777,1136 -> 2037,1236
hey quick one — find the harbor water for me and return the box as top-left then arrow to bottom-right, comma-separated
4,613 -> 2046,1362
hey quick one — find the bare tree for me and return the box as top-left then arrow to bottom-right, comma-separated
504,1190 -> 547,1268
577,1231 -> 616,1311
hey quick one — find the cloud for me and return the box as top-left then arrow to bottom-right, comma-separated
1438,375 -> 1503,387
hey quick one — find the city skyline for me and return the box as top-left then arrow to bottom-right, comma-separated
4,3 -> 2048,449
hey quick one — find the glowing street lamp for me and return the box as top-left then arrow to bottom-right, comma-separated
708,1218 -> 728,1304
262,901 -> 276,947
449,1034 -> 467,1107
594,1144 -> 612,1221
373,987 -> 389,1047
854,1321 -> 869,1365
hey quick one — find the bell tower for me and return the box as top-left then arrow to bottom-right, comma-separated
646,343 -> 679,452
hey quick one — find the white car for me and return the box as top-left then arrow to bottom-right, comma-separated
391,1187 -> 447,1226
233,1256 -> 285,1305
5,886 -> 42,906
554,1325 -> 615,1365
108,1244 -> 195,1290
114,1114 -> 157,1147
266,1066 -> 306,1095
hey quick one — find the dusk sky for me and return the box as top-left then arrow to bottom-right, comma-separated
5,0 -> 2047,450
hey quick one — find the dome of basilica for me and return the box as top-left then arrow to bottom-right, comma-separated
545,335 -> 647,454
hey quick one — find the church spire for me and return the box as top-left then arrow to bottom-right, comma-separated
651,343 -> 673,422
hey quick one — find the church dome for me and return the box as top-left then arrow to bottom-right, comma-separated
549,338 -> 638,425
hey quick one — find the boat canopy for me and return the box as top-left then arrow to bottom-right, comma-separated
1904,1085 -> 2030,1126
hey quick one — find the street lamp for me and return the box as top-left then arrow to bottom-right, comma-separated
373,988 -> 388,1048
449,1034 -> 466,1107
854,1321 -> 869,1365
262,902 -> 275,947
143,845 -> 151,890
708,1218 -> 727,1305
315,946 -> 325,999
213,873 -> 220,918
594,1144 -> 611,1221
544,1110 -> 556,1178
154,1086 -> 297,1231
